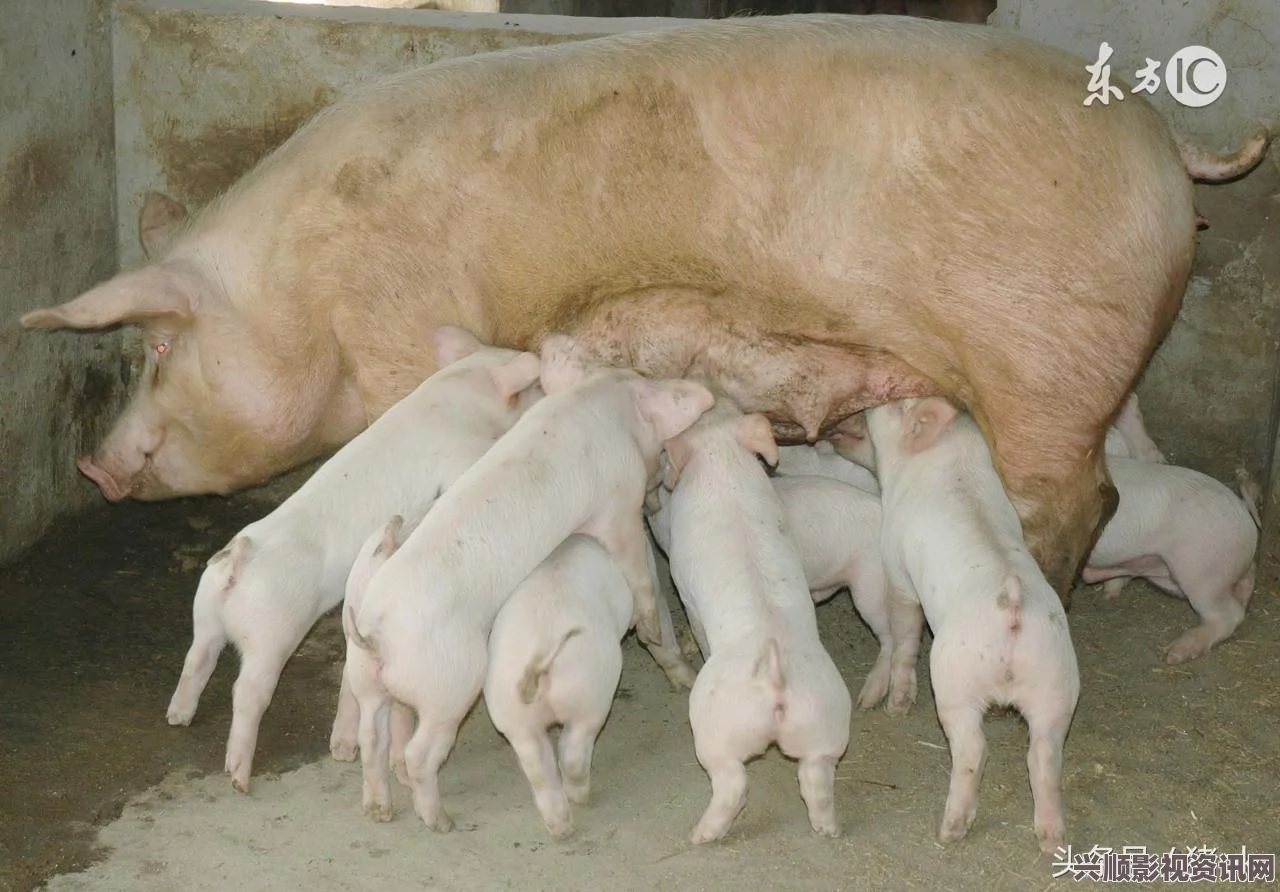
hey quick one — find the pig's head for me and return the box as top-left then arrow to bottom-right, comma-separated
630,377 -> 716,461
827,412 -> 876,469
20,197 -> 365,501
662,400 -> 775,489
863,397 -> 959,472
431,325 -> 543,420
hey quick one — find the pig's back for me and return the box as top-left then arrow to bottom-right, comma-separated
192,14 -> 1189,330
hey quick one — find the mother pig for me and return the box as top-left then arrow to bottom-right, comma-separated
20,14 -> 1269,598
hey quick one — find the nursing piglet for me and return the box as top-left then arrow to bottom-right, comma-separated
166,326 -> 541,793
774,442 -> 880,495
350,337 -> 712,830
485,534 -> 649,839
662,399 -> 852,844
866,397 -> 1079,853
1085,458 -> 1259,663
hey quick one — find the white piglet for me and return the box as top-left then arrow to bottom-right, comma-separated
166,326 -> 541,793
865,397 -> 1080,853
1085,458 -> 1259,663
774,442 -> 880,495
484,534 -> 648,840
662,399 -> 853,844
771,475 -> 891,709
350,336 -> 713,830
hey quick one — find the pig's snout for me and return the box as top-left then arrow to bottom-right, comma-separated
77,455 -> 128,502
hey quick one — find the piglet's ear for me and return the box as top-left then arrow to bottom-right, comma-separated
139,192 -> 190,260
488,352 -> 541,401
737,413 -> 779,467
902,397 -> 958,454
634,379 -> 716,444
20,266 -> 193,331
538,333 -> 592,395
431,326 -> 485,369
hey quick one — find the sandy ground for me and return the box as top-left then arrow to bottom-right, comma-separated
2,493 -> 1279,892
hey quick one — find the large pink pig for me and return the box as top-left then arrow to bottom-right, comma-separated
18,15 -> 1270,600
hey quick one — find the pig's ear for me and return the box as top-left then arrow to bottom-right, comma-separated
374,516 -> 405,558
663,437 -> 691,489
20,267 -> 193,331
634,379 -> 717,444
488,352 -> 542,401
139,192 -> 190,260
538,333 -> 590,395
737,413 -> 779,467
431,326 -> 485,368
902,398 -> 958,454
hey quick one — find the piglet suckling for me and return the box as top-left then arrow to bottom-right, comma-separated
660,398 -> 852,844
865,397 -> 1080,853
348,337 -> 712,830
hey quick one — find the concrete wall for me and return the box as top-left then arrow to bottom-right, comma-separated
0,0 -> 125,563
994,0 -> 1280,567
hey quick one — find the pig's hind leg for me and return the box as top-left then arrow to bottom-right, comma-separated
885,590 -> 924,715
935,699 -> 988,845
224,642 -> 298,793
1025,698 -> 1074,854
797,755 -> 841,837
509,727 -> 574,840
402,719 -> 460,832
166,596 -> 228,726
1163,571 -> 1252,664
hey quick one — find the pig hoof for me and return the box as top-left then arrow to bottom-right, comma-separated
330,740 -> 358,762
364,801 -> 394,823
564,782 -> 591,806
856,678 -> 889,710
690,824 -> 728,845
665,662 -> 697,690
419,810 -> 455,833
884,696 -> 914,717
546,820 -> 576,841
1036,824 -> 1065,855
811,819 -> 841,839
166,706 -> 195,727
1162,637 -> 1207,665
392,759 -> 410,787
938,818 -> 971,845
231,776 -> 250,795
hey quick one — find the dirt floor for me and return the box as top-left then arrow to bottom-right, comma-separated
2,487 -> 1279,892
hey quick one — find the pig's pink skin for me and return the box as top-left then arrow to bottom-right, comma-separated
19,18 -> 1269,601
866,397 -> 1080,854
659,399 -> 852,845
351,351 -> 712,832
483,535 -> 637,840
1083,456 -> 1258,664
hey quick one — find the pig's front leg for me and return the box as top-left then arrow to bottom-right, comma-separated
642,592 -> 697,689
588,510 -> 666,648
329,664 -> 360,762
885,588 -> 924,716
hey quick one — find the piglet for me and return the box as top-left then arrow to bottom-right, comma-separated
866,397 -> 1080,853
349,336 -> 712,830
1084,457 -> 1259,663
661,399 -> 852,844
485,534 -> 650,839
774,442 -> 880,494
166,326 -> 541,793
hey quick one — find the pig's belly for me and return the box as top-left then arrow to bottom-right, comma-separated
536,287 -> 937,443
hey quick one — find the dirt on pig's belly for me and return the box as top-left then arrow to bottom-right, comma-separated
539,287 -> 939,443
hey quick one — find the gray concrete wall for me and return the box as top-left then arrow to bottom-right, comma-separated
994,0 -> 1280,571
0,0 -> 125,563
